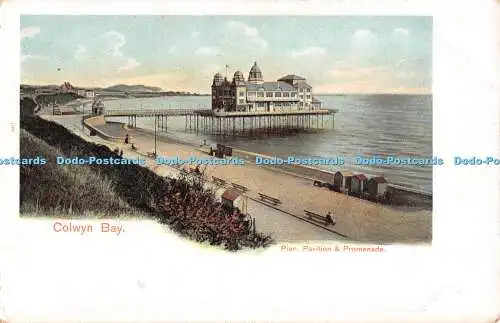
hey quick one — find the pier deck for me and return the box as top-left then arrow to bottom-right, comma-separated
196,109 -> 337,117
104,108 -> 198,117
103,108 -> 339,136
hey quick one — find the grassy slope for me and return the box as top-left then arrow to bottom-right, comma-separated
20,129 -> 139,216
20,116 -> 170,213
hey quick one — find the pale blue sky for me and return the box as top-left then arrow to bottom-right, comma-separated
21,15 -> 432,94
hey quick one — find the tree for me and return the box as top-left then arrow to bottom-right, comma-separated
20,98 -> 37,117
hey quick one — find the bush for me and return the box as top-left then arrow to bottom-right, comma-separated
20,98 -> 37,117
35,92 -> 82,106
154,171 -> 272,251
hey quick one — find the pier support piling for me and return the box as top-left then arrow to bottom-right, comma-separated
133,110 -> 336,138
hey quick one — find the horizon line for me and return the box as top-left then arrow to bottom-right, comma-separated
20,83 -> 432,96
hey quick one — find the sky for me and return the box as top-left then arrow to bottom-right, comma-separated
20,16 -> 432,94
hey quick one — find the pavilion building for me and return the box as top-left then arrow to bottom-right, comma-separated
211,62 -> 322,113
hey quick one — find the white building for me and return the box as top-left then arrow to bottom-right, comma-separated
85,90 -> 95,98
212,62 -> 322,113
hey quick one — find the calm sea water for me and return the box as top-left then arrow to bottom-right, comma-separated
105,95 -> 433,193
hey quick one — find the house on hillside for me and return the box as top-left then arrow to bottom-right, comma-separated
60,82 -> 75,93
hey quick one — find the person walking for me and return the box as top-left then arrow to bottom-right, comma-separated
124,133 -> 129,144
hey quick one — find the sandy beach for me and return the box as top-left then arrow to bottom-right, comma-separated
117,125 -> 432,243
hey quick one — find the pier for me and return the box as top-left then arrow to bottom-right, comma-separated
104,108 -> 196,130
104,108 -> 338,136
97,61 -> 341,137
192,109 -> 337,136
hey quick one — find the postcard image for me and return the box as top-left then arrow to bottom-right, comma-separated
19,15 -> 433,252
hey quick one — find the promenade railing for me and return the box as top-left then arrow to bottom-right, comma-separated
103,108 -> 205,117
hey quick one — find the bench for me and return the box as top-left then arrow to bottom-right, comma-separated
258,193 -> 281,206
182,166 -> 201,176
304,210 -> 334,226
231,182 -> 248,193
313,180 -> 323,187
212,176 -> 227,187
181,168 -> 200,177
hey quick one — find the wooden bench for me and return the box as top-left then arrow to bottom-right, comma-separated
304,210 -> 334,226
212,176 -> 227,187
313,180 -> 323,187
258,193 -> 281,206
181,166 -> 201,176
180,169 -> 199,178
231,182 -> 249,193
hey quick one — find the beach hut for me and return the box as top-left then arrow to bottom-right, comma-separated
350,174 -> 368,195
366,176 -> 388,198
333,171 -> 354,192
221,188 -> 242,209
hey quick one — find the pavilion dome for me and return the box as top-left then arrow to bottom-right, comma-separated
212,73 -> 223,86
233,70 -> 246,85
248,62 -> 263,84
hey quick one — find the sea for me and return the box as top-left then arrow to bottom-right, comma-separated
104,94 -> 433,194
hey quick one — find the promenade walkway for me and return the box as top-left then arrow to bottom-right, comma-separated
93,123 -> 128,138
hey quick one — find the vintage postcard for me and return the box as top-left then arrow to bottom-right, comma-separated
2,0 -> 500,322
19,15 -> 432,248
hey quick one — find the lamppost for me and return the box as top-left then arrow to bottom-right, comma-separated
81,102 -> 85,132
154,115 -> 157,157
